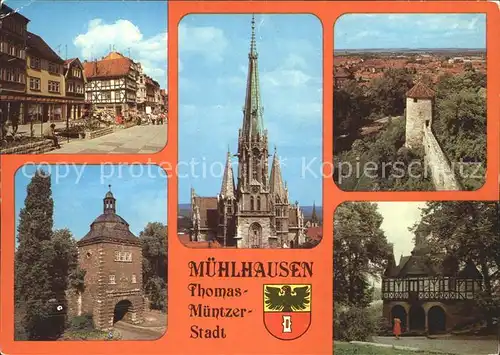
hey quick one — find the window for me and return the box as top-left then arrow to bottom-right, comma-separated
250,196 -> 254,211
30,56 -> 41,70
48,81 -> 60,93
29,77 -> 41,91
76,85 -> 84,94
103,92 -> 112,100
48,62 -> 59,74
86,252 -> 92,259
115,251 -> 132,262
109,274 -> 116,284
72,68 -> 81,78
67,82 -> 75,92
413,98 -> 418,103
131,274 -> 137,284
257,196 -> 261,210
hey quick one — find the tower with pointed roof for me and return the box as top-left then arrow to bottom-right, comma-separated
404,81 -> 435,149
190,15 -> 305,248
75,186 -> 145,330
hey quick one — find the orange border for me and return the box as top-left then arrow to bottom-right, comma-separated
1,1 -> 499,355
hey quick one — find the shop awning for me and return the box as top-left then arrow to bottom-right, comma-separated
0,95 -> 86,104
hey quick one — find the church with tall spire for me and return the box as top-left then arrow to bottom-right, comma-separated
190,15 -> 305,248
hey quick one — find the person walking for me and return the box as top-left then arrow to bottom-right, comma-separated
393,317 -> 402,340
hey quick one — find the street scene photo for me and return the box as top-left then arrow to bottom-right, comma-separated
1,1 -> 167,154
14,165 -> 167,340
333,14 -> 487,191
177,14 -> 323,249
334,201 -> 499,355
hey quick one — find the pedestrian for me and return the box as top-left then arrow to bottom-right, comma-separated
393,317 -> 402,340
43,123 -> 61,148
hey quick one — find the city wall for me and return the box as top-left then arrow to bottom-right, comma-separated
423,125 -> 461,191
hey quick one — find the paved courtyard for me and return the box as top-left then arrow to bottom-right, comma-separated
114,310 -> 167,340
45,125 -> 167,154
372,336 -> 498,355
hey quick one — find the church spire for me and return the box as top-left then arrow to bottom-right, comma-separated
269,148 -> 287,201
311,201 -> 318,223
242,14 -> 264,138
103,185 -> 116,214
220,148 -> 235,199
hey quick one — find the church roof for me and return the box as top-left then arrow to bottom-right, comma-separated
241,15 -> 264,138
220,150 -> 235,199
406,81 -> 435,99
269,148 -> 287,201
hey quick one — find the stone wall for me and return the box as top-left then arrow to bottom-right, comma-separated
235,217 -> 275,248
85,126 -> 114,140
0,139 -> 55,155
423,126 -> 461,191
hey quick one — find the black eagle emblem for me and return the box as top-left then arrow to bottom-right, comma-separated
264,285 -> 311,312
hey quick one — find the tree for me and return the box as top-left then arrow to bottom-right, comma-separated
15,169 -> 57,339
140,222 -> 168,311
334,202 -> 391,307
413,202 -> 500,329
369,68 -> 414,116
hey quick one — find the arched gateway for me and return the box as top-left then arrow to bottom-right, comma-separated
74,187 -> 145,330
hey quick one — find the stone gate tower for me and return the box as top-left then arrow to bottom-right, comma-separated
404,82 -> 435,149
76,186 -> 145,330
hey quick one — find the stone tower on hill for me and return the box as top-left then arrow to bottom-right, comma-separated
404,81 -> 435,149
190,15 -> 305,249
73,186 -> 145,331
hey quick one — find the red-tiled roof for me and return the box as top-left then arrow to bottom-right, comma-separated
306,227 -> 322,242
178,234 -> 223,248
83,57 -> 133,79
406,81 -> 435,99
334,67 -> 352,79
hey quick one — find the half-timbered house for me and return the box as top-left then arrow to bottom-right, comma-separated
25,32 -> 70,123
63,58 -> 87,120
83,52 -> 138,118
382,232 -> 483,334
144,75 -> 160,114
0,4 -> 29,126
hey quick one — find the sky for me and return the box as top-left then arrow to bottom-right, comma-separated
375,202 -> 427,260
178,14 -> 322,205
14,164 -> 168,240
5,0 -> 167,88
335,14 -> 486,50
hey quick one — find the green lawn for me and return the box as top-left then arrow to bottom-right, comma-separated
334,342 -> 452,355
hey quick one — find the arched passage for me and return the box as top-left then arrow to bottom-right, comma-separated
409,305 -> 425,331
113,299 -> 133,323
391,305 -> 407,332
428,306 -> 446,334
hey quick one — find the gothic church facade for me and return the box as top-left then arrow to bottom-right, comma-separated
190,16 -> 305,249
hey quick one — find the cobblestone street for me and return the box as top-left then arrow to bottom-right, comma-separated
372,336 -> 498,355
44,124 -> 167,154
